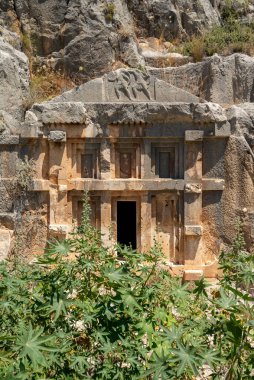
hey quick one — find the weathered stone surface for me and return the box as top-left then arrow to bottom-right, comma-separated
185,183 -> 202,194
0,135 -> 19,145
185,130 -> 204,142
0,38 -> 30,120
185,226 -> 203,236
48,131 -> 66,142
0,0 -> 142,79
0,27 -> 22,51
32,102 -> 87,124
149,54 -> 254,105
127,0 -> 220,40
0,229 -> 13,260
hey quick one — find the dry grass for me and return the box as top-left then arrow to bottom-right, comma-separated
24,65 -> 76,108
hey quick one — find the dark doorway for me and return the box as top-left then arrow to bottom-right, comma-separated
117,201 -> 136,249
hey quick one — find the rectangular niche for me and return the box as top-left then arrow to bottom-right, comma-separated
71,142 -> 100,179
72,194 -> 101,230
115,143 -> 141,178
151,192 -> 182,263
151,143 -> 179,179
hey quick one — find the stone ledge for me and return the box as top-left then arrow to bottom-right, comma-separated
183,270 -> 203,282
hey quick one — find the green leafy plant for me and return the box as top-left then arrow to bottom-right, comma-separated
0,197 -> 253,379
183,19 -> 254,59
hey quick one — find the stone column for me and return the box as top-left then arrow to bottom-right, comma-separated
48,131 -> 69,237
140,193 -> 152,252
142,141 -> 152,179
184,131 -> 203,267
100,192 -> 112,248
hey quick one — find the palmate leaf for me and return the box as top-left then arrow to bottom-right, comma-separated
38,239 -> 72,264
200,348 -> 221,368
144,348 -> 173,380
119,289 -> 142,313
103,267 -> 126,284
162,325 -> 183,345
227,285 -> 254,302
14,324 -> 58,368
69,355 -> 88,374
193,277 -> 209,298
170,343 -> 200,377
39,292 -> 72,322
215,288 -> 238,310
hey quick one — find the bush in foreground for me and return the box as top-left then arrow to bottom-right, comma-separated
0,199 -> 253,379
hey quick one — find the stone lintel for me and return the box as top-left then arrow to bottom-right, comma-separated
30,178 -> 225,192
70,179 -> 186,191
185,130 -> 204,142
183,269 -> 203,282
185,225 -> 203,236
0,135 -> 19,145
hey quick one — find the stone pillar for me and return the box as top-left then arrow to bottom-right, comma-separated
140,193 -> 152,252
142,141 -> 152,179
48,131 -> 69,237
100,192 -> 112,247
184,131 -> 203,266
100,139 -> 111,180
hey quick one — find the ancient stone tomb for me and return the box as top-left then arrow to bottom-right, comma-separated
3,70 -> 234,278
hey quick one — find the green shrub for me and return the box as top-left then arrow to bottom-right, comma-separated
104,2 -> 115,22
183,19 -> 254,59
0,197 -> 253,379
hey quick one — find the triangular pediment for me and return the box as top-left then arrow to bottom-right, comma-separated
53,69 -> 200,104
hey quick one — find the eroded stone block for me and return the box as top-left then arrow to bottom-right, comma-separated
0,135 -> 19,145
185,225 -> 203,236
185,130 -> 204,142
185,183 -> 202,193
48,131 -> 66,142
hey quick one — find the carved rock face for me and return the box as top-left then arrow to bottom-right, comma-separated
0,39 -> 30,121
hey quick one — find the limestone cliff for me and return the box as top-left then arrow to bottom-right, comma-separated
0,0 -> 253,268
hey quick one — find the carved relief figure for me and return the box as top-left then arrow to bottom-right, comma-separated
107,70 -> 151,101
